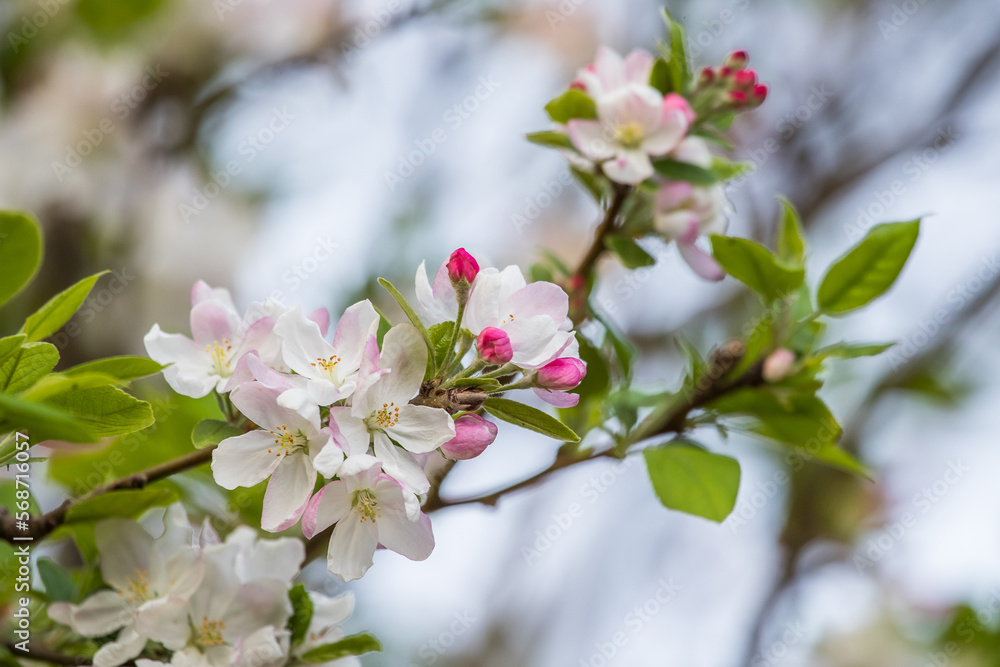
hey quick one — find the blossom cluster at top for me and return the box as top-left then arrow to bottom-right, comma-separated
549,46 -> 766,280
49,505 -> 357,667
144,250 -> 585,581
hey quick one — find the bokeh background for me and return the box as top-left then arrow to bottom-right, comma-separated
2,0 -> 1000,664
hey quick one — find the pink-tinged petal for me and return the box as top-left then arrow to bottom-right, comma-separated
656,182 -> 694,213
373,432 -> 431,494
305,378 -> 343,406
308,307 -> 330,337
190,301 -> 240,347
502,315 -> 560,368
230,382 -> 312,432
386,405 -> 456,455
273,306 -> 337,379
641,111 -> 688,156
415,261 -> 458,324
533,387 -> 581,407
261,454 -> 316,532
340,454 -> 383,489
329,408 -> 372,457
376,507 -> 434,562
302,481 -> 352,539
92,628 -> 146,667
330,300 -> 380,374
134,597 -> 190,650
191,281 -> 237,312
506,281 -> 570,324
211,430 -> 284,490
671,135 -> 712,168
465,267 -> 504,334
624,49 -> 655,84
356,333 -> 388,398
327,517 -> 379,582
360,324 -> 426,411
248,352 -> 298,390
602,149 -> 654,185
236,316 -> 280,369
678,241 -> 726,281
567,120 -> 614,161
143,325 -> 217,399
592,45 -> 626,92
598,87 -> 663,132
662,93 -> 696,126
655,210 -> 699,242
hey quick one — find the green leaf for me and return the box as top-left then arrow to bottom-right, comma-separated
659,9 -> 691,94
0,211 -> 42,308
377,277 -> 434,372
651,158 -> 717,185
0,393 -> 94,444
817,220 -> 920,315
575,336 -> 609,400
605,234 -> 656,269
775,196 -> 806,266
192,419 -> 243,449
709,389 -> 839,445
526,131 -> 575,151
0,335 -> 26,367
451,377 -> 501,389
37,558 -> 75,602
300,633 -> 382,662
45,385 -> 154,438
75,0 -> 168,40
21,272 -> 109,343
63,356 -> 165,383
482,397 -> 580,442
711,235 -> 805,302
725,317 -> 772,382
0,342 -> 58,394
428,321 -> 455,372
711,158 -> 753,182
544,89 -> 597,124
814,342 -> 894,360
288,584 -> 314,647
570,167 -> 608,203
64,487 -> 178,524
649,58 -> 673,94
643,443 -> 740,522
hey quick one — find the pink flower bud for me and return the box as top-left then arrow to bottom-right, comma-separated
752,84 -> 768,104
728,90 -> 748,106
447,248 -> 479,285
762,348 -> 796,383
724,50 -> 749,70
536,357 -> 587,390
733,69 -> 757,89
477,327 -> 513,365
663,93 -> 696,126
440,414 -> 498,460
697,67 -> 715,85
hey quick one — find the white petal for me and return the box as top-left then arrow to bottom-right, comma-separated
329,409 -> 371,457
134,597 -> 190,650
223,580 -> 292,641
301,481 -> 352,539
273,307 -> 337,381
567,120 -> 614,160
373,432 -> 430,494
329,300 -> 380,376
307,592 -> 354,637
602,149 -> 653,185
237,536 -> 305,585
143,326 -> 217,399
261,454 -> 316,532
211,431 -> 283,490
377,507 -> 434,562
386,405 -> 456,455
93,627 -> 147,667
505,281 -> 569,325
363,324 -> 427,408
60,591 -> 134,637
415,261 -> 457,324
95,519 -> 157,597
326,518 -> 378,582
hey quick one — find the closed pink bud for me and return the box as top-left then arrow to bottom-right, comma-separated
752,84 -> 768,104
477,327 -> 513,365
536,357 -> 587,390
441,414 -> 498,460
762,348 -> 796,383
697,67 -> 715,85
663,93 -> 696,125
724,50 -> 749,70
733,69 -> 757,89
729,90 -> 748,106
447,248 -> 479,285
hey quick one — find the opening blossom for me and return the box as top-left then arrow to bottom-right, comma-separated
303,455 -> 434,582
654,178 -> 730,281
440,414 -> 498,460
211,382 -> 333,532
415,258 -> 459,325
567,46 -> 692,184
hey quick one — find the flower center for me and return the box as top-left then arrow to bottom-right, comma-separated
205,339 -> 234,377
501,312 -> 515,324
368,402 -> 400,430
353,489 -> 381,523
266,424 -> 306,457
613,121 -> 645,148
121,569 -> 151,603
194,617 -> 227,648
310,355 -> 342,378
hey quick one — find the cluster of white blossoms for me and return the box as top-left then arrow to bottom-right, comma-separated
144,249 -> 585,581
49,506 -> 357,667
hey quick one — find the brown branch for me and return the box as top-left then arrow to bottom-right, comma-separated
0,447 -> 216,544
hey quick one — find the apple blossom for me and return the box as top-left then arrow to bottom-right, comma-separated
440,414 -> 498,460
271,300 -> 380,408
572,46 -> 655,101
535,357 -> 587,391
144,281 -> 279,398
315,323 -> 455,495
465,265 -> 575,369
303,455 -> 434,581
654,181 -> 730,281
211,382 -> 334,532
49,506 -> 205,667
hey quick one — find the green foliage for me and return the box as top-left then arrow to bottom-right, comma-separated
710,235 -> 805,302
288,584 -> 314,647
775,197 -> 806,266
659,9 -> 691,94
644,443 -> 740,522
651,158 -> 718,185
46,386 -> 154,438
300,633 -> 382,662
0,343 -> 59,393
64,356 -> 165,383
377,277 -> 434,376
37,558 -> 76,602
21,272 -> 108,342
605,234 -> 656,269
75,0 -> 169,41
192,418 -> 243,449
0,211 -> 42,308
544,89 -> 597,124
482,397 -> 580,442
525,131 -> 575,151
428,321 -> 455,372
817,220 -> 920,314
